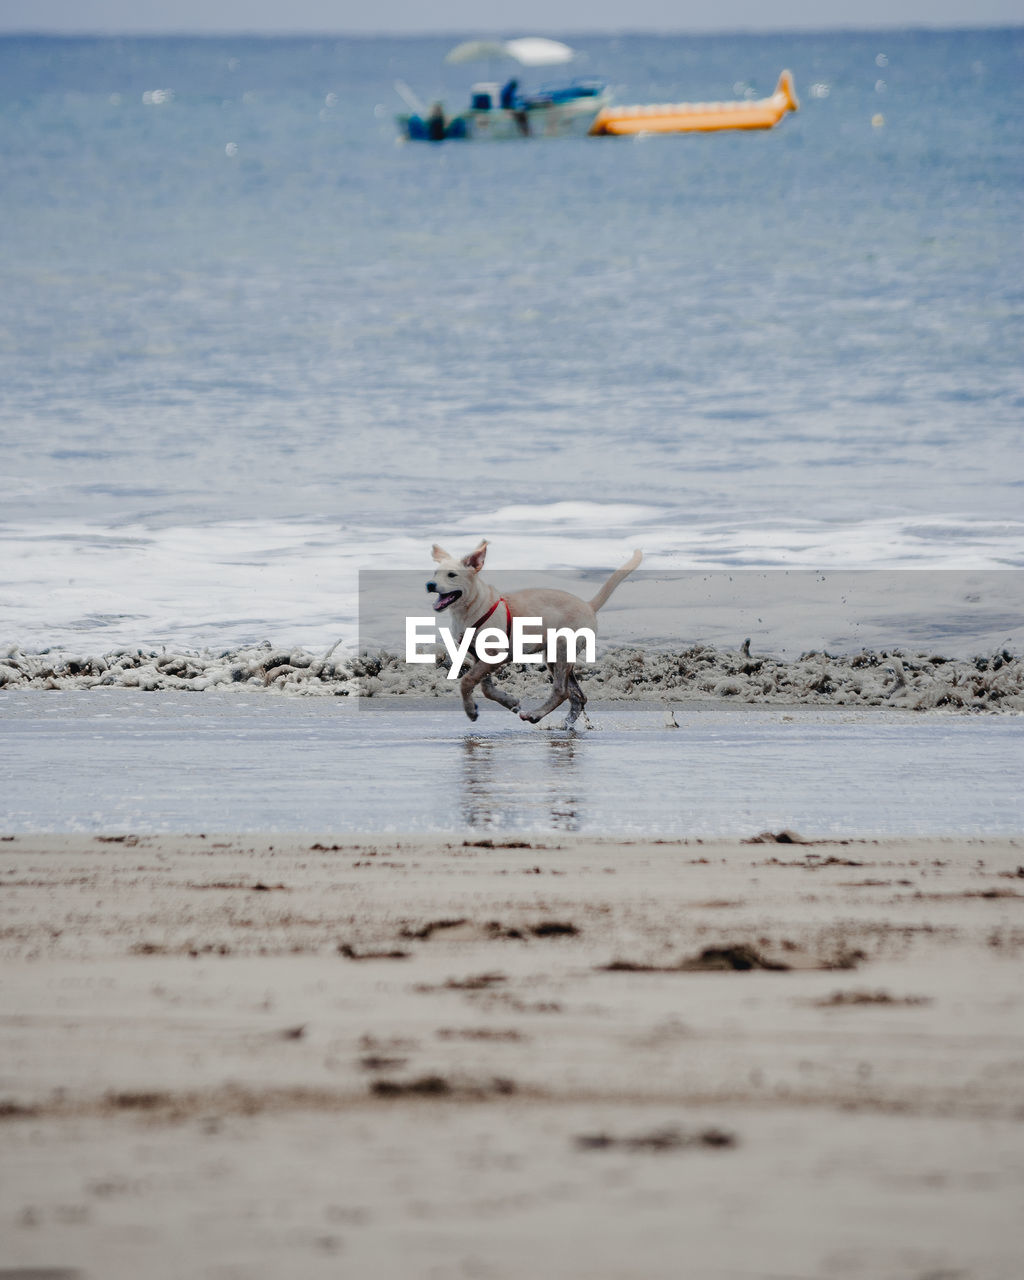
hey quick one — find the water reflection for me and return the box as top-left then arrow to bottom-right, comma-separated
460,732 -> 583,831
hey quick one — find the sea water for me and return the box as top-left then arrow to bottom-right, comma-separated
2,693 -> 1022,835
1,30 -> 1022,655
2,30 -> 1023,837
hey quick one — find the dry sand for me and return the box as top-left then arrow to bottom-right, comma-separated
2,831 -> 1023,1279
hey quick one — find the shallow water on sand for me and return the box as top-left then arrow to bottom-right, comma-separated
3,693 -> 1021,836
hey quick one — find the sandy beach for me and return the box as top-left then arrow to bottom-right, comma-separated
2,830 -> 1023,1278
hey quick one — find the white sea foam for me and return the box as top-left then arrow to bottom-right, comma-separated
2,638 -> 1022,716
2,507 -> 1022,657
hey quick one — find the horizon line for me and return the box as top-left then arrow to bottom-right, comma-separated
2,22 -> 1022,39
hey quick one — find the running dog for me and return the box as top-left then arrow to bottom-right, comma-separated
426,541 -> 642,727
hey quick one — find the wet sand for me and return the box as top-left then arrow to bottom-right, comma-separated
2,832 -> 1023,1278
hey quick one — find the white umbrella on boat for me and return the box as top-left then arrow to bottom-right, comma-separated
444,40 -> 508,65
445,37 -> 576,67
504,38 -> 575,66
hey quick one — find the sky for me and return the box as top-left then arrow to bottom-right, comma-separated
1,0 -> 1021,33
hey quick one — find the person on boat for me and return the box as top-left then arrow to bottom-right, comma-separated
426,101 -> 447,141
499,80 -> 530,135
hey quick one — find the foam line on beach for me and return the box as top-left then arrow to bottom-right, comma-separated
1,642 -> 1021,713
3,514 -> 1021,656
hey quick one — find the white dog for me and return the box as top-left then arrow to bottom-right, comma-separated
426,541 -> 642,727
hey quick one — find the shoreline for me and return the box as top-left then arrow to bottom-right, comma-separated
2,833 -> 1022,1277
3,641 -> 1023,712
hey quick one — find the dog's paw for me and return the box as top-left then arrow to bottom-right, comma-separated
464,703 -> 479,721
519,710 -> 540,724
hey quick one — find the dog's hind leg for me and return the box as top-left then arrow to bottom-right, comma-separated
481,673 -> 519,714
519,660 -> 570,725
562,669 -> 587,729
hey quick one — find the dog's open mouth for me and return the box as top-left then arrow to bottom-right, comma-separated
432,590 -> 462,612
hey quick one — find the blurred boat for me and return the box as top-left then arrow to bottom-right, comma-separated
397,38 -> 611,142
590,69 -> 798,135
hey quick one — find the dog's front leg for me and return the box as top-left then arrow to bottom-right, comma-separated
459,659 -> 494,721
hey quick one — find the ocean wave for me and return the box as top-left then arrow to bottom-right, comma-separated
2,512 -> 1022,656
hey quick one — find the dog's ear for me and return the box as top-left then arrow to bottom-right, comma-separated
431,544 -> 454,564
461,540 -> 488,572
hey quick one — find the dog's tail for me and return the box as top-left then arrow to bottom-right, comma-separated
589,549 -> 643,613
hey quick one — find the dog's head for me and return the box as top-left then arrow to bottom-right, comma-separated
426,540 -> 487,613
